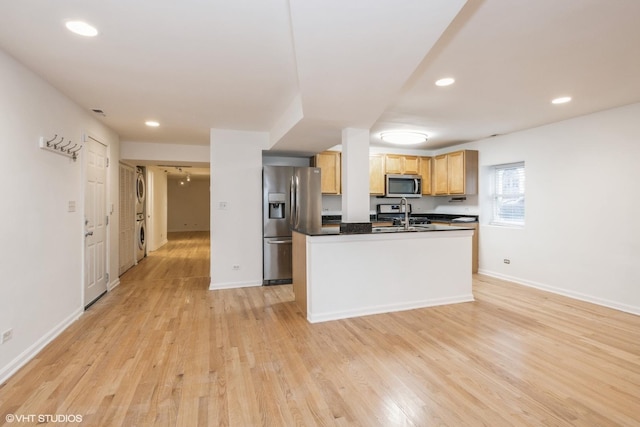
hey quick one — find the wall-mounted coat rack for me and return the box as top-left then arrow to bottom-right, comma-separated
39,134 -> 83,161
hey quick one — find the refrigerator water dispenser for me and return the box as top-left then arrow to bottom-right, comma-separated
268,193 -> 286,219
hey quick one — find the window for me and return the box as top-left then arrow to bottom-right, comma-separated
492,162 -> 525,226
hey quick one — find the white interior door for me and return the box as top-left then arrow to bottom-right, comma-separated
119,163 -> 135,274
146,169 -> 154,250
84,136 -> 108,307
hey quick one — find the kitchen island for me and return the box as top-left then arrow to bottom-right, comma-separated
292,225 -> 474,323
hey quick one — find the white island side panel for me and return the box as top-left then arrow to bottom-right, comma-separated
305,231 -> 474,323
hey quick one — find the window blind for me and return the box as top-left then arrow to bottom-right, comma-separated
492,162 -> 525,226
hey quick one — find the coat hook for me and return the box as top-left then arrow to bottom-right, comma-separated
45,134 -> 57,147
53,136 -> 64,148
71,145 -> 82,161
59,140 -> 72,151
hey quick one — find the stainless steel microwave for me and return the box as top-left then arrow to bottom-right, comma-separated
385,174 -> 422,198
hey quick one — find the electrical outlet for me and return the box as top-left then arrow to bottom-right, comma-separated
232,265 -> 240,270
503,259 -> 511,264
1,328 -> 13,344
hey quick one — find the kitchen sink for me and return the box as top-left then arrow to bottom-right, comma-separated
371,225 -> 433,233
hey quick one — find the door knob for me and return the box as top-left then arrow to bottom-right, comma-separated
85,231 -> 94,237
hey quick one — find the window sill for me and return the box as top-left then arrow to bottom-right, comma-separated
487,221 -> 525,229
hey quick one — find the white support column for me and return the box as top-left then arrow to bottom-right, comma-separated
210,128 -> 267,289
341,128 -> 370,223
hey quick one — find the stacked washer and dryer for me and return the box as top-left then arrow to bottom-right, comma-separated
135,167 -> 147,262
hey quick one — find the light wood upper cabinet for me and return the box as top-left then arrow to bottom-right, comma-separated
312,151 -> 341,194
384,154 -> 403,174
433,150 -> 478,195
403,156 -> 420,175
433,154 -> 449,195
448,150 -> 478,195
384,154 -> 420,175
447,150 -> 465,194
369,154 -> 385,195
419,156 -> 432,195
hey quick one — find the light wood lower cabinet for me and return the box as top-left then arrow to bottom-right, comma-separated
292,231 -> 307,315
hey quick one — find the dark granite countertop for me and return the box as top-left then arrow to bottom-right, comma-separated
321,212 -> 478,225
294,223 -> 474,237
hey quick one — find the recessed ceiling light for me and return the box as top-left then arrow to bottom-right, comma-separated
380,131 -> 428,145
145,121 -> 160,127
65,21 -> 98,37
435,77 -> 455,87
551,96 -> 572,104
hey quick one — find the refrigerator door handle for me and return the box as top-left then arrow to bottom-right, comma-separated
296,175 -> 301,228
267,239 -> 293,245
290,176 -> 295,229
291,175 -> 300,229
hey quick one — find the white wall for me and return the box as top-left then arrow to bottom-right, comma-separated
167,177 -> 210,232
121,141 -> 209,165
463,102 -> 640,315
0,49 -> 120,383
210,129 -> 267,289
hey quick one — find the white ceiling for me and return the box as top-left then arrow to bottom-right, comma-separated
1,0 -> 639,155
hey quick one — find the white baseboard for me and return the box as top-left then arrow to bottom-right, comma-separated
108,278 -> 120,291
0,308 -> 83,384
308,294 -> 475,324
209,280 -> 262,290
478,269 -> 640,316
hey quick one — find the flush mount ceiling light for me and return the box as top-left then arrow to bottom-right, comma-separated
380,131 -> 428,145
435,77 -> 455,87
551,96 -> 572,104
65,20 -> 98,37
145,120 -> 160,127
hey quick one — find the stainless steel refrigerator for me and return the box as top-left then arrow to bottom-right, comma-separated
262,166 -> 321,284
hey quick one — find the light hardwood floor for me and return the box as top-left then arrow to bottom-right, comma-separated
1,231 -> 639,426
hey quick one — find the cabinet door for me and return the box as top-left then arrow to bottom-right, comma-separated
369,154 -> 386,195
315,151 -> 341,194
434,155 -> 448,195
419,157 -> 432,195
447,151 -> 466,194
384,154 -> 404,174
403,156 -> 420,175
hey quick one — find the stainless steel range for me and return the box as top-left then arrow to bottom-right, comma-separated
376,203 -> 431,226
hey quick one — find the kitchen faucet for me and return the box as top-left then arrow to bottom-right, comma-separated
400,197 -> 409,230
